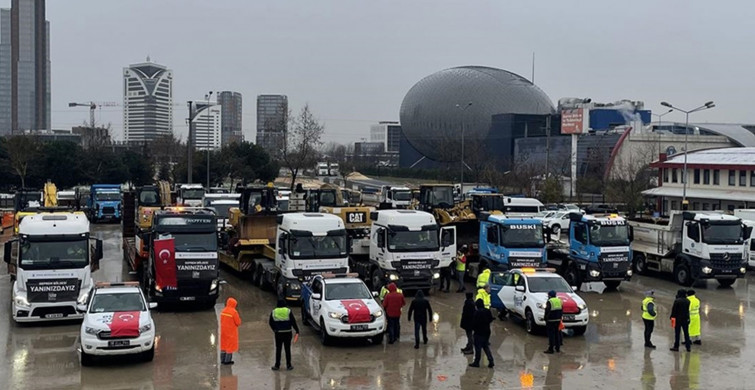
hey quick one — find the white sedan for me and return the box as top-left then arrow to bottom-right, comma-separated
79,282 -> 157,366
540,211 -> 572,236
496,269 -> 588,335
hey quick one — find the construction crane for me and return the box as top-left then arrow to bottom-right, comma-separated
68,101 -> 97,128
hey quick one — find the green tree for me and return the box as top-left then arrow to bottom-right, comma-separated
5,135 -> 41,188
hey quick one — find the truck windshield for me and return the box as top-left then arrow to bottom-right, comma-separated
388,230 -> 439,252
320,190 -> 337,207
702,223 -> 743,245
501,226 -> 544,248
589,224 -> 630,246
527,277 -> 573,293
325,283 -> 372,300
290,235 -> 347,259
210,204 -> 234,219
90,292 -> 145,313
167,232 -> 218,252
95,192 -> 120,201
19,238 -> 89,270
182,189 -> 205,199
474,196 -> 504,211
393,191 -> 412,202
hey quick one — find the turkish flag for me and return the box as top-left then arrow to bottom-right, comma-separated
153,238 -> 177,290
341,299 -> 371,323
110,311 -> 141,337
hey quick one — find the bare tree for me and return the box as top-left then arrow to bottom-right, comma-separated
281,104 -> 324,191
6,135 -> 40,188
604,140 -> 657,217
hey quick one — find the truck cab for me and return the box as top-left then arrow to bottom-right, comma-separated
565,213 -> 632,288
379,186 -> 412,209
365,210 -> 455,291
88,184 -> 122,222
4,213 -> 103,322
177,184 -> 205,207
477,214 -> 547,275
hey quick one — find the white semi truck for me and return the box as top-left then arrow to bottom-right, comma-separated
4,213 -> 103,322
349,210 -> 456,292
628,211 -> 747,287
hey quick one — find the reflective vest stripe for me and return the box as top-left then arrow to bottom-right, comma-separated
456,254 -> 466,272
642,297 -> 656,320
688,296 -> 700,316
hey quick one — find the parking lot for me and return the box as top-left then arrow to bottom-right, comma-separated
1,223 -> 753,389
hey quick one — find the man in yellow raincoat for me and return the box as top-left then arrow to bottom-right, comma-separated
687,290 -> 701,345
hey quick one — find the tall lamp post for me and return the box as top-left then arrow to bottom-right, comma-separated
456,102 -> 473,191
660,101 -> 715,209
652,108 -> 673,157
205,91 -> 213,189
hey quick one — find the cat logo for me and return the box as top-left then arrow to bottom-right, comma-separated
347,212 -> 366,224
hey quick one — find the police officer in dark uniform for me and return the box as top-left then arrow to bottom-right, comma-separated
268,299 -> 300,370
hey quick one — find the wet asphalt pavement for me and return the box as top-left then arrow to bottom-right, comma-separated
2,224 -> 755,389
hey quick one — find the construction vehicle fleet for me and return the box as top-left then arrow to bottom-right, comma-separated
628,211 -> 748,287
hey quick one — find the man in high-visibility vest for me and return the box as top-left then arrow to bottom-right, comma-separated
475,284 -> 491,309
269,299 -> 300,371
476,262 -> 491,289
455,245 -> 468,292
687,290 -> 701,345
544,290 -> 562,354
641,290 -> 657,349
380,283 -> 403,301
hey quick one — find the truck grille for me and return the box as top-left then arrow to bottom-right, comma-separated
97,331 -> 139,340
31,306 -> 77,318
709,253 -> 743,269
340,315 -> 376,324
599,259 -> 630,277
102,207 -> 116,215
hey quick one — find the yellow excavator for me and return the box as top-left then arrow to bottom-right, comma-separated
415,184 -> 478,248
12,180 -> 79,234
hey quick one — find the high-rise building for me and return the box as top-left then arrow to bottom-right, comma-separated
192,101 -> 221,151
0,0 -> 50,135
370,121 -> 402,153
256,94 -> 287,154
217,91 -> 242,146
123,59 -> 173,143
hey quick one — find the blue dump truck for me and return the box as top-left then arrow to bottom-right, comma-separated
87,184 -> 122,223
547,213 -> 633,289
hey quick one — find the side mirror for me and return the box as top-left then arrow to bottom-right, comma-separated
3,240 -> 13,264
515,285 -> 525,292
628,226 -> 634,242
372,291 -> 379,298
571,286 -> 579,291
149,302 -> 158,309
312,293 -> 322,300
76,304 -> 88,313
95,239 -> 103,261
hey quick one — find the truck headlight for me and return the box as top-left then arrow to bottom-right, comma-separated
287,281 -> 301,291
328,312 -> 342,319
626,270 -> 633,277
388,274 -> 399,281
589,270 -> 601,278
85,326 -> 101,335
433,272 -> 440,279
702,267 -> 712,274
373,310 -> 383,318
139,324 -> 152,333
740,267 -> 747,274
210,279 -> 219,291
14,294 -> 29,307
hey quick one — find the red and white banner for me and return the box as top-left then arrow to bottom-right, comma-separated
341,299 -> 371,323
110,311 -> 141,337
556,293 -> 579,314
153,238 -> 177,290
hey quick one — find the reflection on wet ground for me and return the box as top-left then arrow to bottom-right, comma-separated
1,225 -> 754,389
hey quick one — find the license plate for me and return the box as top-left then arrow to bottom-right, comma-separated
108,340 -> 130,347
179,296 -> 196,301
44,313 -> 64,319
563,314 -> 575,321
350,324 -> 368,331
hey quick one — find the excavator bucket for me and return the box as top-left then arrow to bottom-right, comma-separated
237,214 -> 277,245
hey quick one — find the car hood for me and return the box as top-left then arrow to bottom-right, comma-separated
85,311 -> 151,330
323,298 -> 381,313
530,292 -> 586,313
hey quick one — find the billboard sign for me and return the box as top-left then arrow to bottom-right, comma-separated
561,108 -> 588,135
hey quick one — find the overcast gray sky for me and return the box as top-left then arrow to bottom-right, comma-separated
39,0 -> 755,144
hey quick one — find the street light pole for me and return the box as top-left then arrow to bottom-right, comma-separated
660,101 -> 715,210
187,101 -> 195,183
652,109 -> 673,157
456,102 -> 473,191
206,91 -> 213,189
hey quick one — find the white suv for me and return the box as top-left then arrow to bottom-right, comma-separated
79,282 -> 157,366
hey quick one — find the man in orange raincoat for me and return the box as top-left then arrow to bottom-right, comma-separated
220,297 -> 242,365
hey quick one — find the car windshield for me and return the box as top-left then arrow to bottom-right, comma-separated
500,226 -> 544,248
19,238 -> 89,270
95,192 -> 120,201
393,190 -> 412,201
388,230 -> 439,252
289,235 -> 347,259
90,292 -> 145,313
702,223 -> 744,245
325,283 -> 372,300
182,189 -> 205,199
210,204 -> 234,219
527,277 -> 573,293
589,223 -> 630,246
162,232 -> 218,252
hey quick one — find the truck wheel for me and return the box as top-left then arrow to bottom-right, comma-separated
603,280 -> 621,290
81,350 -> 95,367
301,306 -> 310,327
552,225 -> 561,235
372,333 -> 384,344
256,265 -> 268,290
674,263 -> 693,286
525,309 -> 538,334
276,277 -> 286,299
633,253 -> 648,275
370,268 -> 383,290
717,279 -> 736,288
564,264 -> 582,291
319,319 -> 332,346
572,326 -> 587,336
251,264 -> 262,286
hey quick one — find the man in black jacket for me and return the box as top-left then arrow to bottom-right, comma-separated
408,290 -> 434,349
469,299 -> 495,368
460,292 -> 475,354
670,289 -> 691,352
269,299 -> 300,370
544,290 -> 563,354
